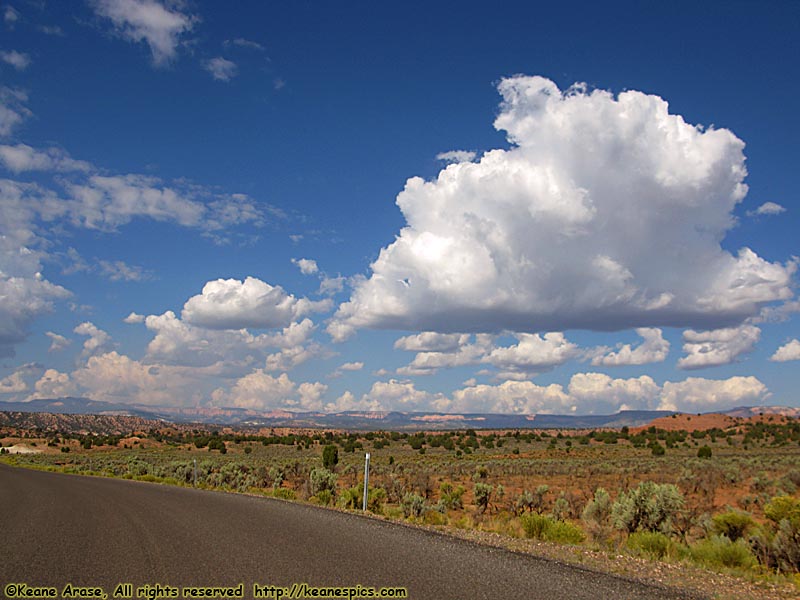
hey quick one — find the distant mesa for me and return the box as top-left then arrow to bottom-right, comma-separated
0,397 -> 796,431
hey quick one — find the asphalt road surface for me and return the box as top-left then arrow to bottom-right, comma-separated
0,464 -> 702,599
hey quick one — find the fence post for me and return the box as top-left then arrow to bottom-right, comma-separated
362,452 -> 370,511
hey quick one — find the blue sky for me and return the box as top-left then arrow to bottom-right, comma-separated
1,0 -> 798,415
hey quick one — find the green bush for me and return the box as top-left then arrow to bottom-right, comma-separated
322,445 -> 338,469
545,520 -> 585,544
309,467 -> 337,496
627,531 -> 674,559
582,488 -> 613,542
337,486 -> 362,510
474,483 -> 493,513
520,513 -> 552,539
612,481 -> 684,535
401,492 -> 427,518
312,489 -> 334,506
439,482 -> 465,511
697,445 -> 712,459
520,513 -> 585,544
764,496 -> 800,524
272,488 -> 296,500
691,535 -> 757,570
711,510 -> 754,542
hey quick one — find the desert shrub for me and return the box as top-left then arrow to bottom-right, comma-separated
711,510 -> 755,542
439,482 -> 465,511
272,488 -> 296,500
367,486 -> 387,513
515,490 -> 535,514
611,481 -> 684,535
322,445 -> 338,469
309,467 -> 337,496
401,492 -> 427,518
691,536 -> 757,570
337,486 -> 362,509
473,465 -> 489,480
626,531 -> 674,560
312,489 -> 334,506
520,513 -> 552,540
697,446 -> 712,459
764,495 -> 800,524
552,495 -> 570,522
545,520 -> 585,544
582,488 -> 613,542
520,514 -> 585,544
772,516 -> 800,572
474,483 -> 493,513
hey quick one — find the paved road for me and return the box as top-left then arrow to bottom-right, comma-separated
0,464 -> 701,599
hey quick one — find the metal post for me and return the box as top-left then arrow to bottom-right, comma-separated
362,452 -> 370,511
193,458 -> 197,487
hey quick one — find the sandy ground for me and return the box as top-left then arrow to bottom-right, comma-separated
2,444 -> 42,454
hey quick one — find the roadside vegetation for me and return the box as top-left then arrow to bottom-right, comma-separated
2,415 -> 800,596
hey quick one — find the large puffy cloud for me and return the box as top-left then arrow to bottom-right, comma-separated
592,328 -> 670,366
329,76 -> 794,340
447,373 -> 768,415
181,277 -> 331,330
394,332 -> 471,352
566,373 -> 661,413
141,310 -> 318,370
0,275 -> 70,357
395,331 -> 582,378
677,324 -> 760,369
659,376 -> 768,412
28,368 -> 79,400
91,0 -> 195,66
211,370 -> 328,411
484,332 -> 581,379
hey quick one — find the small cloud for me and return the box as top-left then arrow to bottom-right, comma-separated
91,0 -> 196,67
748,202 -> 786,217
204,57 -> 237,81
38,25 -> 64,36
339,361 -> 363,371
98,259 -> 153,282
289,234 -> 303,243
46,332 -> 71,352
123,312 -> 145,324
436,150 -> 476,164
291,258 -> 319,275
273,78 -> 285,91
770,339 -> 800,362
4,6 -> 20,26
224,38 -> 264,51
0,50 -> 31,70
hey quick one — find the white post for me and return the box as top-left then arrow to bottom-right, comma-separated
193,458 -> 197,487
362,452 -> 370,511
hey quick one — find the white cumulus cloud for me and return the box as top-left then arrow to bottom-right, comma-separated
204,57 -> 237,81
770,339 -> 800,362
91,0 -> 195,66
0,50 -> 31,70
436,150 -> 476,164
329,76 -> 794,340
292,258 -> 319,275
677,324 -> 760,370
592,328 -> 670,366
181,277 -> 331,330
749,202 -> 786,217
0,144 -> 92,173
